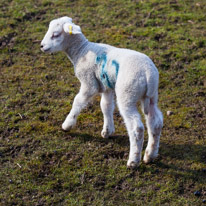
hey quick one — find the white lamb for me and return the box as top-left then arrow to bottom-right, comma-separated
41,16 -> 163,168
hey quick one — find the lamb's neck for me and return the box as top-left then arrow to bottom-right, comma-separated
64,34 -> 89,66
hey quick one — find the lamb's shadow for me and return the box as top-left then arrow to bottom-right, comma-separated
68,132 -> 206,164
67,132 -> 206,184
68,132 -> 129,146
159,142 -> 206,165
144,142 -> 206,185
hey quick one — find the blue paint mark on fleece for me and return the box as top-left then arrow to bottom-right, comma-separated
96,53 -> 113,89
112,60 -> 119,78
96,54 -> 120,89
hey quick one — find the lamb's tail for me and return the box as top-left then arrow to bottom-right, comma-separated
143,96 -> 150,115
143,66 -> 159,115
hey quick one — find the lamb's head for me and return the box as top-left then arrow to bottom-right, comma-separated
41,16 -> 82,53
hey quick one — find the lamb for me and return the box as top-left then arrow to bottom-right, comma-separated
41,16 -> 163,168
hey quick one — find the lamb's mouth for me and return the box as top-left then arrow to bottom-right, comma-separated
41,47 -> 51,52
44,48 -> 51,52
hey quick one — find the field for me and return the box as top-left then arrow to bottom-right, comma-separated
0,0 -> 206,205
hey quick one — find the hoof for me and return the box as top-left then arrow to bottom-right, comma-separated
62,118 -> 76,131
143,156 -> 151,164
101,127 -> 115,138
143,153 -> 158,164
62,123 -> 72,131
127,160 -> 140,169
101,130 -> 109,138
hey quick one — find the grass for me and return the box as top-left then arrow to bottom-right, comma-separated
0,0 -> 206,205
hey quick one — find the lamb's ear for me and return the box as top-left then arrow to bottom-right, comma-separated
63,23 -> 82,35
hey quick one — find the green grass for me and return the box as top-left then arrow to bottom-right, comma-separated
0,0 -> 206,205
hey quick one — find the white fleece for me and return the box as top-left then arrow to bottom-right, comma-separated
41,16 -> 163,168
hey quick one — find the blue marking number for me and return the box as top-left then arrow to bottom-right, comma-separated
96,54 -> 119,89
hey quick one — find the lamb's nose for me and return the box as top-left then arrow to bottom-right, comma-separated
40,43 -> 45,51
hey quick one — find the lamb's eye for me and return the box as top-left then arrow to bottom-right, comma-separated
52,32 -> 61,38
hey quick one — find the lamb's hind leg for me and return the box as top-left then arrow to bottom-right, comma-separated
100,91 -> 115,138
143,98 -> 163,163
117,96 -> 144,168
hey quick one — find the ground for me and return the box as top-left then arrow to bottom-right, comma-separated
0,0 -> 206,205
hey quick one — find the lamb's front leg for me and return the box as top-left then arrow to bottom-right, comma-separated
62,87 -> 96,131
100,91 -> 115,138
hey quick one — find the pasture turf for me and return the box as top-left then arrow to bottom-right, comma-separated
0,0 -> 206,205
